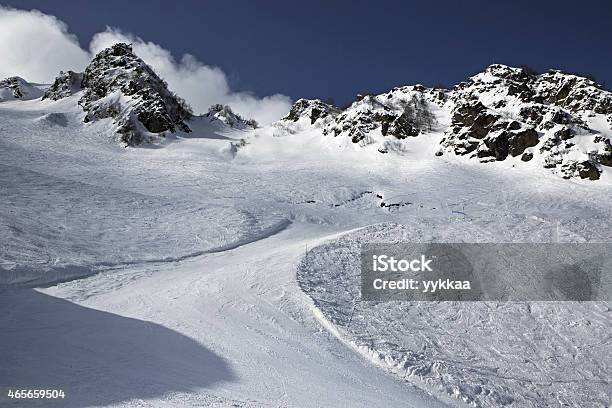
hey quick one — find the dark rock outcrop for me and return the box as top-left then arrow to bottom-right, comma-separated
42,71 -> 83,100
439,64 -> 611,180
205,104 -> 257,129
79,43 -> 192,146
0,77 -> 24,99
560,160 -> 601,180
283,99 -> 340,125
507,128 -> 539,157
283,88 -> 443,146
0,76 -> 43,101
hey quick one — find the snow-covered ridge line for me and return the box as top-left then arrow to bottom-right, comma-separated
0,76 -> 45,101
278,64 -> 612,180
2,56 -> 611,178
1,43 -> 258,147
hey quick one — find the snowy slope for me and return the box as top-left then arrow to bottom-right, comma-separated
1,54 -> 611,407
0,76 -> 45,101
0,93 -> 286,286
297,225 -> 611,407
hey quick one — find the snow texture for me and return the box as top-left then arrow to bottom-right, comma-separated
1,57 -> 611,407
298,224 -> 611,407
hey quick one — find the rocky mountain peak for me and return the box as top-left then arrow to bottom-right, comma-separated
443,65 -> 611,179
78,43 -> 192,146
279,65 -> 610,180
282,87 -> 446,149
0,76 -> 44,101
484,64 -> 535,81
205,104 -> 258,129
283,99 -> 341,125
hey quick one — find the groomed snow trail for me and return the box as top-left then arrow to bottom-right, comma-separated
21,223 -> 448,408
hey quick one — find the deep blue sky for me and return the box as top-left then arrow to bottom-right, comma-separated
4,0 -> 612,105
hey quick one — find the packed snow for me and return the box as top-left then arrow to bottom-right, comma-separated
297,225 -> 611,407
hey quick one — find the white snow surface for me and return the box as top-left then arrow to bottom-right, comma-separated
1,87 -> 611,407
297,225 -> 611,407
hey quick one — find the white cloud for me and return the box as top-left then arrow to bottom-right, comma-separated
0,7 -> 90,83
225,94 -> 294,127
0,7 -> 292,124
89,28 -> 292,124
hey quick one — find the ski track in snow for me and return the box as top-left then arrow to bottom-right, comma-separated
1,95 -> 611,407
297,225 -> 612,407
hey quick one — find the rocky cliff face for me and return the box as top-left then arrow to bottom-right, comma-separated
78,43 -> 192,146
441,64 -> 610,180
42,71 -> 83,101
283,89 -> 445,145
281,65 -> 612,180
43,43 -> 193,146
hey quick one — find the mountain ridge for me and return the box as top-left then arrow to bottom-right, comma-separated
2,48 -> 611,180
280,64 -> 611,180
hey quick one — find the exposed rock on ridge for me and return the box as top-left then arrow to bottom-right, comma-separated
206,104 -> 258,129
282,64 -> 611,180
0,76 -> 44,101
42,71 -> 83,101
78,43 -> 193,146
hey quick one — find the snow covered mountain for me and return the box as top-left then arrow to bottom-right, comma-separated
1,46 -> 610,408
279,64 -> 612,180
3,46 -> 610,180
63,43 -> 194,145
3,43 -> 257,148
0,76 -> 44,101
205,103 -> 258,129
